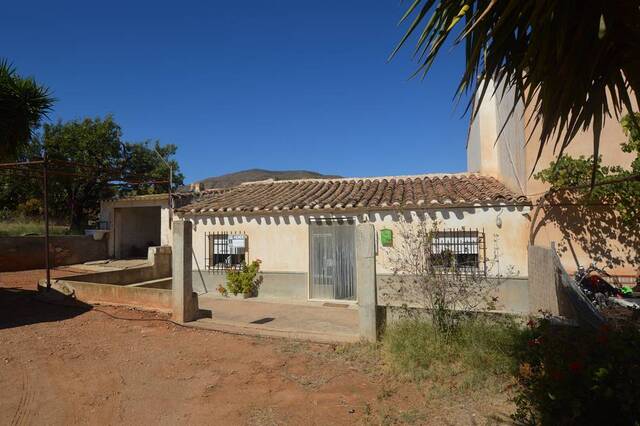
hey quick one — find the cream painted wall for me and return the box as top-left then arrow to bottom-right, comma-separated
468,82 -> 638,276
523,98 -> 637,195
521,96 -> 638,276
467,79 -> 527,194
187,215 -> 310,273
468,79 -> 637,196
367,207 -> 530,277
467,107 -> 482,173
184,206 -> 531,278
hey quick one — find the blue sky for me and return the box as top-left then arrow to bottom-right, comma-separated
3,1 -> 470,183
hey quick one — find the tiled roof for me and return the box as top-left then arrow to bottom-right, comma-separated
104,193 -> 170,202
177,174 -> 529,215
104,192 -> 194,204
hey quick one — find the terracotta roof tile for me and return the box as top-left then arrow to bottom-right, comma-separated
178,174 -> 529,215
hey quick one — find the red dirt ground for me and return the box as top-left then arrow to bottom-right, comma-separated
0,269 -> 512,425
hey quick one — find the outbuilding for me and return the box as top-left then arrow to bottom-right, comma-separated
99,194 -> 172,259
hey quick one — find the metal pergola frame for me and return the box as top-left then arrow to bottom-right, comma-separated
0,156 -> 171,290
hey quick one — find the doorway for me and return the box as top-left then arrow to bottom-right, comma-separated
309,218 -> 356,301
114,206 -> 161,258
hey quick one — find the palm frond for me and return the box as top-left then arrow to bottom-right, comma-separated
0,58 -> 55,160
391,0 -> 640,183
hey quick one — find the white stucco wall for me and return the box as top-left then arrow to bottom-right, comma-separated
494,83 -> 526,194
469,80 -> 638,276
467,78 -> 527,194
467,104 -> 482,173
188,215 -> 310,273
368,207 -> 530,277
184,206 -> 531,278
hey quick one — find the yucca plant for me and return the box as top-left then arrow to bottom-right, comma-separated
0,59 -> 55,160
391,0 -> 640,184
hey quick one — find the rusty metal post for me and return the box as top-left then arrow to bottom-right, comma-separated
43,155 -> 51,289
153,147 -> 173,229
168,164 -> 173,229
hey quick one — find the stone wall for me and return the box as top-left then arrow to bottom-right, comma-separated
0,235 -> 108,272
528,244 -> 586,318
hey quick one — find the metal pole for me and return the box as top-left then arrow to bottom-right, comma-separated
43,154 -> 51,290
154,148 -> 173,228
169,165 -> 173,227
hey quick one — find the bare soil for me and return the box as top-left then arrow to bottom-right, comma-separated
0,269 -> 512,425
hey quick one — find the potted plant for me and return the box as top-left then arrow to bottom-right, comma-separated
223,259 -> 262,298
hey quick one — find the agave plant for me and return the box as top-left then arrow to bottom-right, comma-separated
391,0 -> 640,184
0,59 -> 55,160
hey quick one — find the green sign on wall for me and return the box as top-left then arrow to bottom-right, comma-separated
380,229 -> 393,247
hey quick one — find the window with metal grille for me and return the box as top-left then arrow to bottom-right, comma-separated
430,229 -> 486,274
205,232 -> 247,271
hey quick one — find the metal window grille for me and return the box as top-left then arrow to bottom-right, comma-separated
430,228 -> 486,275
205,232 -> 248,272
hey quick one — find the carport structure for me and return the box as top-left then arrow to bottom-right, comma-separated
0,157 -> 169,288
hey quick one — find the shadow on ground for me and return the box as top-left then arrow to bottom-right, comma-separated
0,287 -> 92,330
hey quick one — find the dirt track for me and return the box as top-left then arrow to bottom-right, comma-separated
0,269 -> 511,425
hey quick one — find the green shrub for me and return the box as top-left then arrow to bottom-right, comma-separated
222,260 -> 262,296
16,198 -> 43,217
512,318 -> 640,425
382,317 -> 524,389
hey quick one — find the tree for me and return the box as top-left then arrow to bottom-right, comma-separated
0,137 -> 46,219
40,115 -> 183,231
0,59 -> 54,160
42,116 -> 124,231
391,1 -> 640,183
535,114 -> 639,231
120,140 -> 184,196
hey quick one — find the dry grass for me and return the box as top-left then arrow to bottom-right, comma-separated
246,406 -> 283,426
0,220 -> 70,236
381,317 -> 524,394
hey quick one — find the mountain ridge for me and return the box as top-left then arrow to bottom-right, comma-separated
181,168 -> 341,191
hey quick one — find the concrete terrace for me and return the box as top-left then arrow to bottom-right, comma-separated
194,296 -> 360,344
49,256 -> 361,344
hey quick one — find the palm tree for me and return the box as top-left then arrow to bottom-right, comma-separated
0,59 -> 55,160
391,0 -> 640,184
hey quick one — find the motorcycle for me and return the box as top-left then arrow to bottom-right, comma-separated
574,263 -> 623,308
574,263 -> 638,309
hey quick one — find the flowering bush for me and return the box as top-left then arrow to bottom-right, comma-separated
512,317 -> 640,425
223,259 -> 262,296
16,198 -> 43,217
216,284 -> 228,297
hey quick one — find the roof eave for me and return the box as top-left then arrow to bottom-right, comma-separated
176,200 -> 532,217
